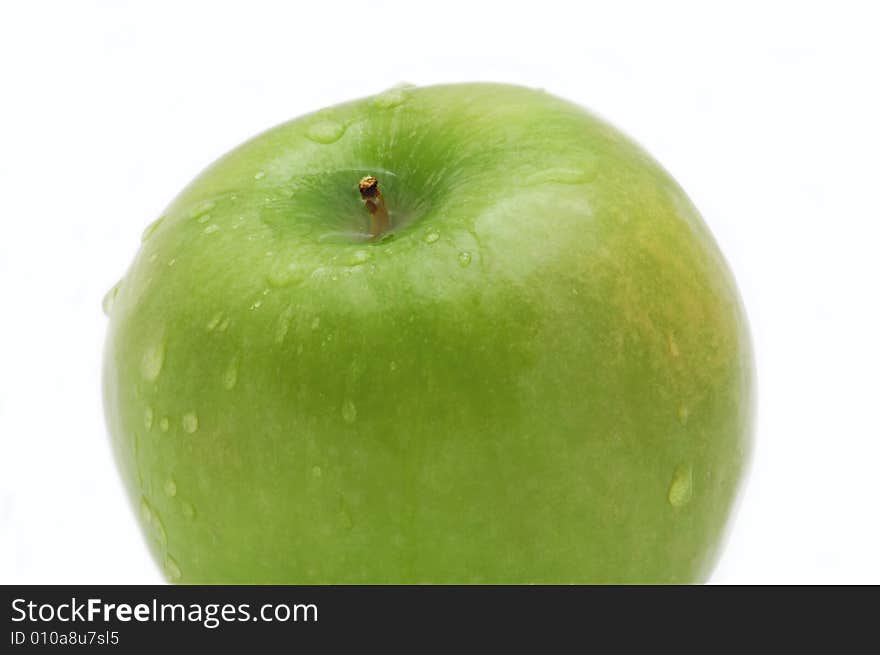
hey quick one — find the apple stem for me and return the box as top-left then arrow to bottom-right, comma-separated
359,176 -> 391,239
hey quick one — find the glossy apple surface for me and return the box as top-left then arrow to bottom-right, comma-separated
103,83 -> 753,583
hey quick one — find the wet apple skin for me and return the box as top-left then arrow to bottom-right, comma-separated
103,83 -> 754,583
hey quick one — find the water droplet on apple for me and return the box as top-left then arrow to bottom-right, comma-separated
342,399 -> 357,424
667,463 -> 693,507
389,361 -> 398,372
189,199 -> 215,219
305,120 -> 346,144
373,86 -> 408,109
677,403 -> 690,425
526,163 -> 598,186
348,249 -> 371,266
181,501 -> 196,520
163,555 -> 182,581
424,230 -> 440,244
164,478 -> 177,497
206,312 -> 225,332
312,465 -> 322,478
221,356 -> 239,390
159,417 -> 170,433
196,213 -> 212,224
267,260 -> 306,287
140,342 -> 165,381
182,412 -> 199,434
311,317 -> 321,330
203,224 -> 220,234
154,521 -> 167,547
141,215 -> 165,242
102,279 -> 123,316
140,497 -> 167,545
144,407 -> 154,430
254,171 -> 266,180
458,251 -> 472,267
218,317 -> 230,332
275,306 -> 295,344
250,299 -> 263,310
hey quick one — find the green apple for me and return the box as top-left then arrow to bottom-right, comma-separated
103,83 -> 753,583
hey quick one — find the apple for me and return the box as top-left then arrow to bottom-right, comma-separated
103,83 -> 754,583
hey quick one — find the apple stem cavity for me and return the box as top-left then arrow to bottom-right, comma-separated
359,175 -> 391,239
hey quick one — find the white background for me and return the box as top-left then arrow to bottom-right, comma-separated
1,0 -> 878,584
